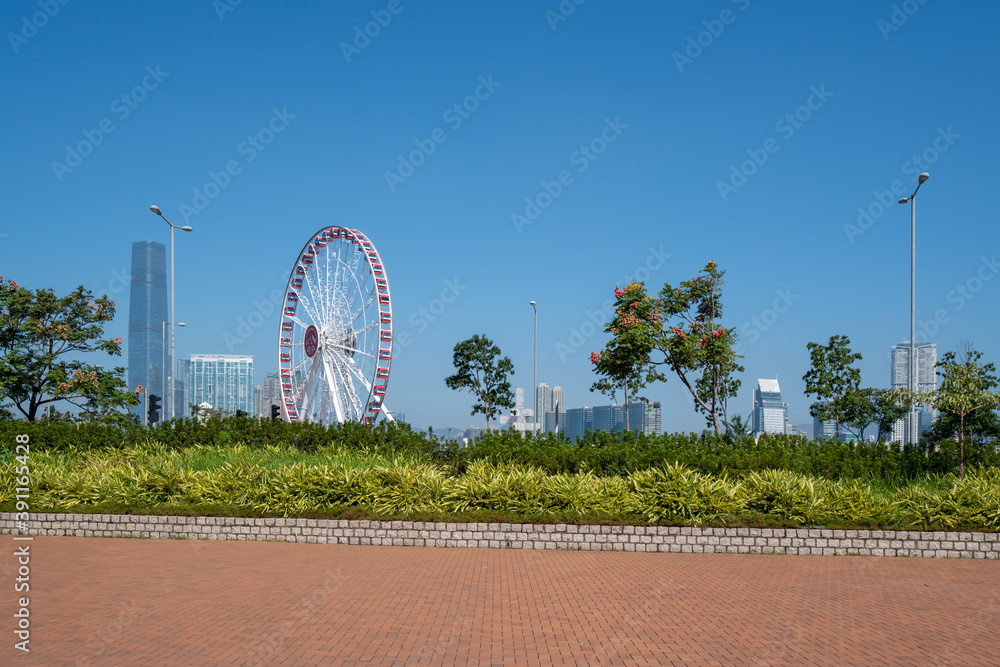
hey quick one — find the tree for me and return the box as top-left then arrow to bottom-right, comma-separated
0,276 -> 138,421
925,344 -> 1000,479
444,335 -> 515,429
842,387 -> 909,443
802,335 -> 862,441
590,283 -> 664,431
649,261 -> 743,436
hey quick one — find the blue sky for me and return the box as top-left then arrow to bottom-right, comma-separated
3,1 -> 999,433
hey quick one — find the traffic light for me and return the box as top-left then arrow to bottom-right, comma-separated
270,404 -> 280,422
148,394 -> 161,425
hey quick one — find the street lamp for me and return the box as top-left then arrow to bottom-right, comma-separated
530,301 -> 537,433
162,322 -> 186,422
898,172 -> 929,446
149,205 -> 193,420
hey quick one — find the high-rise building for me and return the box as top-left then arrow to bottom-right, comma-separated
534,383 -> 563,433
128,241 -> 168,414
891,342 -> 938,443
542,409 -> 566,434
186,354 -> 255,415
752,379 -> 787,436
260,371 -> 281,417
592,405 -> 625,433
628,401 -> 662,435
500,388 -> 534,434
564,407 -> 593,442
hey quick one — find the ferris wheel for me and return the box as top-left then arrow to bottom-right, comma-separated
277,226 -> 393,425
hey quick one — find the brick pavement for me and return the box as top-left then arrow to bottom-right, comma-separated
2,536 -> 998,666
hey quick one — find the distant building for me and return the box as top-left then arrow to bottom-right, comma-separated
535,383 -> 564,433
628,401 -> 662,435
186,354 -> 254,416
592,404 -> 625,433
128,241 -> 168,416
260,371 -> 281,417
560,402 -> 661,440
175,357 -> 190,418
387,410 -> 406,424
564,407 -> 594,442
812,401 -> 837,440
499,388 -> 535,434
891,342 -> 938,443
753,379 -> 787,436
253,385 -> 265,417
542,409 -> 566,434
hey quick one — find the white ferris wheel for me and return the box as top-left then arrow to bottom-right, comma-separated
277,226 -> 393,425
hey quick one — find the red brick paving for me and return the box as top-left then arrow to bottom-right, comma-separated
2,536 -> 998,665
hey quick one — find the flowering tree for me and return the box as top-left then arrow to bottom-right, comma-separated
591,262 -> 743,437
652,261 -> 743,436
589,283 -> 664,431
0,276 -> 138,422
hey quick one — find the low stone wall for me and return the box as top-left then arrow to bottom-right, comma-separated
2,513 -> 998,558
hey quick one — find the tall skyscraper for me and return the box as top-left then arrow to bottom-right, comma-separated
186,354 -> 255,415
752,379 -> 787,436
128,241 -> 168,411
592,404 -> 625,433
628,401 -> 662,435
891,342 -> 937,443
261,371 -> 281,417
563,407 -> 593,442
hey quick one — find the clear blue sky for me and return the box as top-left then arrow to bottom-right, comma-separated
3,1 -> 999,432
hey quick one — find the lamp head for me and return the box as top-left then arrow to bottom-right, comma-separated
149,205 -> 162,216
529,301 -> 536,307
918,172 -> 930,184
898,198 -> 909,204
177,322 -> 187,327
181,226 -> 193,232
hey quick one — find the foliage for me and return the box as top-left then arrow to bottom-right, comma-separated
842,388 -> 907,442
5,438 -> 1000,530
802,335 -> 862,438
589,282 -> 664,430
0,276 -> 138,422
650,261 -> 743,436
444,334 -> 515,429
924,345 -> 1000,479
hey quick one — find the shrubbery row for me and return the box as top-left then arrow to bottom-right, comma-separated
4,418 -> 996,482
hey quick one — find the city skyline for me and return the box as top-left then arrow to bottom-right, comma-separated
3,4 -> 999,432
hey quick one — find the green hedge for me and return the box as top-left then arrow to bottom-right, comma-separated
2,418 -> 997,482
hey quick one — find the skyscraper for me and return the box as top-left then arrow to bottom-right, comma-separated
752,379 -> 787,436
128,241 -> 168,411
186,354 -> 255,415
891,342 -> 937,443
628,401 -> 662,435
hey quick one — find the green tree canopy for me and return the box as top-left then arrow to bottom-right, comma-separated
0,276 -> 138,423
802,335 -> 862,440
444,334 -> 515,429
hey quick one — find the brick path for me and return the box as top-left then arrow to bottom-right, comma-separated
2,536 -> 998,666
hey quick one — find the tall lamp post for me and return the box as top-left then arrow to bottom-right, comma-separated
529,301 -> 537,433
898,172 -> 929,446
149,205 -> 193,420
162,322 -> 186,421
